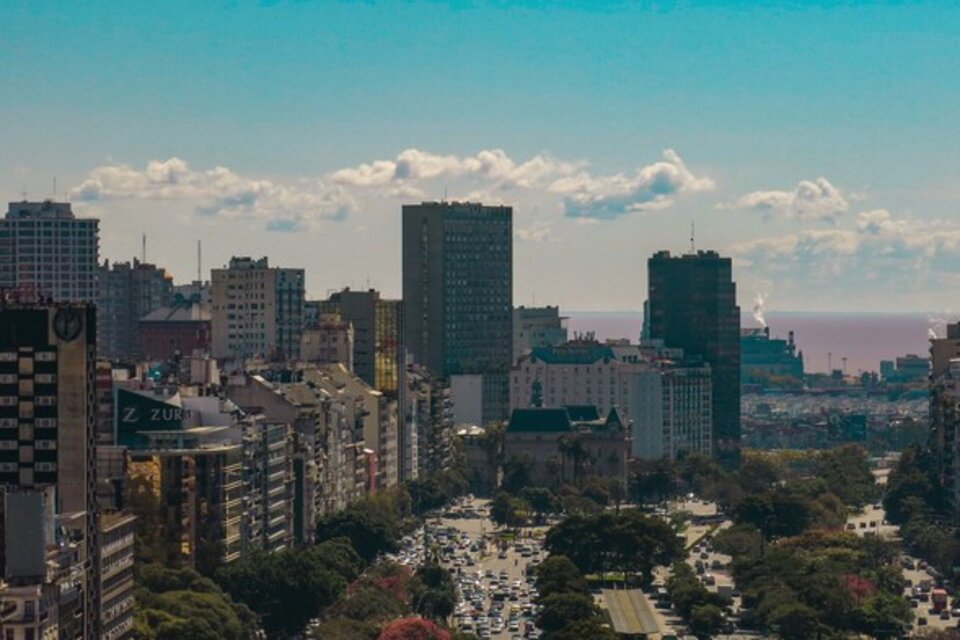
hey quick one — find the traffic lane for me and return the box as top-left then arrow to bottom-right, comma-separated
901,564 -> 955,634
438,511 -> 542,639
844,504 -> 898,540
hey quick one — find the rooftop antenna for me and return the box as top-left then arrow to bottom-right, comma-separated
53,177 -> 57,201
197,240 -> 202,283
690,221 -> 696,252
141,233 -> 147,263
20,187 -> 27,201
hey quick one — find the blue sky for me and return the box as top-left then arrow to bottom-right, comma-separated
3,1 -> 960,311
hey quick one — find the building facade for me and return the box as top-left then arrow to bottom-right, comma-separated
647,250 -> 741,464
98,512 -> 136,640
929,359 -> 960,521
240,417 -> 292,555
740,327 -> 804,385
227,372 -> 370,543
302,365 -> 399,490
311,289 -> 404,396
97,259 -> 173,360
402,202 -> 513,423
512,306 -> 568,363
0,201 -> 99,303
210,257 -> 305,361
503,406 -> 631,487
509,340 -> 712,460
0,302 -> 100,639
299,312 -> 354,369
138,294 -> 212,361
405,366 -> 454,479
125,428 -> 244,575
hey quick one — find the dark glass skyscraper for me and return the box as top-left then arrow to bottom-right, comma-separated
647,250 -> 741,465
402,201 -> 512,423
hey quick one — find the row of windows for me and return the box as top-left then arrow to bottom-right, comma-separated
0,462 -> 55,472
0,351 -> 57,363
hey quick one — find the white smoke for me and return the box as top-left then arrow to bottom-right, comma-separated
928,312 -> 958,340
753,292 -> 767,329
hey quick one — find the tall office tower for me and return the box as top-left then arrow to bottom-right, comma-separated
0,302 -> 100,638
402,202 -> 513,424
97,258 -> 173,359
210,257 -> 305,361
647,250 -> 741,464
314,288 -> 404,395
0,200 -> 99,303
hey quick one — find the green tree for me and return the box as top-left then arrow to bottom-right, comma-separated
490,491 -> 530,528
133,565 -> 259,640
315,496 -> 402,562
629,458 -> 678,504
737,454 -> 786,495
214,540 -> 361,638
581,475 -> 610,507
883,444 -> 949,524
535,555 -> 588,600
608,477 -> 627,513
545,510 -> 682,583
535,592 -> 599,634
767,602 -> 821,640
547,619 -> 617,640
520,486 -> 558,523
414,562 -> 457,620
558,433 -> 590,488
331,583 -> 409,622
712,524 -> 763,558
502,453 -> 536,494
856,591 -> 912,638
690,604 -> 726,637
815,445 -> 878,507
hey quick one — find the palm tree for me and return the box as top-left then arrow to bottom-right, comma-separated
545,455 -> 562,492
559,433 -> 589,489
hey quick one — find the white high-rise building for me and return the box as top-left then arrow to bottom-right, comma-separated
210,257 -> 305,361
0,200 -> 99,303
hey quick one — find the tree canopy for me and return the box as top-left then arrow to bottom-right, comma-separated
214,538 -> 362,638
132,565 -> 259,640
544,509 -> 682,583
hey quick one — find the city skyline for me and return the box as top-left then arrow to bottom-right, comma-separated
4,1 -> 960,312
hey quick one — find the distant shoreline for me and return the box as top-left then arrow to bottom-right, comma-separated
564,310 -> 937,375
563,310 -> 941,317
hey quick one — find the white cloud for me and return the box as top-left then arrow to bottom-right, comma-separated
73,148 -> 713,233
330,147 -> 580,191
70,158 -> 353,231
728,177 -> 849,222
515,221 -> 555,243
550,149 -> 714,219
732,209 -> 960,285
